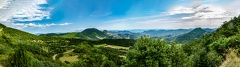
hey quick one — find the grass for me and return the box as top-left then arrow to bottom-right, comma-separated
59,55 -> 78,62
104,45 -> 129,50
94,44 -> 107,48
60,32 -> 78,38
94,44 -> 129,50
58,49 -> 79,63
57,44 -> 129,63
220,49 -> 240,67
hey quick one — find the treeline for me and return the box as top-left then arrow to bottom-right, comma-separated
54,38 -> 135,47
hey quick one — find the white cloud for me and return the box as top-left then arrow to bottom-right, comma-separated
13,22 -> 72,29
169,0 -> 240,20
100,0 -> 240,30
0,0 -> 10,9
168,4 -> 237,20
59,23 -> 72,26
164,0 -> 240,28
168,6 -> 194,15
0,0 -> 54,29
107,14 -> 166,23
0,0 -> 52,22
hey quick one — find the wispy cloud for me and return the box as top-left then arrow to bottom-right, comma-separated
0,0 -> 52,22
13,22 -> 72,29
0,0 -> 10,9
0,0 -> 53,29
100,0 -> 240,30
107,14 -> 167,23
167,4 -> 238,20
166,0 -> 240,28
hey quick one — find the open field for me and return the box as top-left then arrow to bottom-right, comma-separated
59,55 -> 78,62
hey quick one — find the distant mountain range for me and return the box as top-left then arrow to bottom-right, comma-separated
39,27 -> 216,43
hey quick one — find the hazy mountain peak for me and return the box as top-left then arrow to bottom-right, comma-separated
174,27 -> 207,44
189,27 -> 206,33
82,28 -> 101,33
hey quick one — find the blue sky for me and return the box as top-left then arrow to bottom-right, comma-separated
0,0 -> 240,33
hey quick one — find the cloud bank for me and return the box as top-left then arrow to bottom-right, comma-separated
0,0 -> 56,29
0,0 -> 52,22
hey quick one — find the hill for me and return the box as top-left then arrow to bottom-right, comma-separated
40,28 -> 115,40
123,16 -> 240,67
109,30 -> 143,39
142,29 -> 192,37
0,23 -> 136,66
174,28 -> 207,44
0,23 -> 40,45
182,16 -> 240,66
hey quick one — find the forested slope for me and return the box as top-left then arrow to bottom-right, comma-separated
174,28 -> 207,44
125,16 -> 240,67
183,16 -> 240,66
0,24 -> 135,67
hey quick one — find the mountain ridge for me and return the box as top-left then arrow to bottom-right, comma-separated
39,28 -> 115,40
39,27 -> 216,41
174,27 -> 208,44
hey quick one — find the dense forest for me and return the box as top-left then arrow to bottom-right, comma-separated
1,16 -> 240,67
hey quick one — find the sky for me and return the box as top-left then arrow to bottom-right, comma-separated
0,0 -> 240,33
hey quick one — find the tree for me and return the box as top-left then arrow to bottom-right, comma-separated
169,44 -> 187,67
6,45 -> 33,67
72,42 -> 117,67
124,37 -> 171,67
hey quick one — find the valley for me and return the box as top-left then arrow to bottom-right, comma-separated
1,0 -> 240,67
1,16 -> 240,67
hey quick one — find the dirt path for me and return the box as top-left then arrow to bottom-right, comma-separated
52,49 -> 74,60
0,28 -> 3,32
60,55 -> 78,62
53,54 -> 58,60
64,49 -> 74,54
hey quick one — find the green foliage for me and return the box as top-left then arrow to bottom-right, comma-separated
72,42 -> 117,67
2,15 -> 240,67
101,60 -> 117,67
169,44 -> 188,67
92,39 -> 135,47
31,59 -> 61,67
182,15 -> 240,67
6,45 -> 33,67
125,37 -> 187,67
40,28 -> 115,40
98,47 -> 125,65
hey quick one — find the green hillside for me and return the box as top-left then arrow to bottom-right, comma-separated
182,16 -> 240,66
40,28 -> 115,40
0,23 -> 39,45
0,23 -> 135,67
174,28 -> 207,44
124,16 -> 240,67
